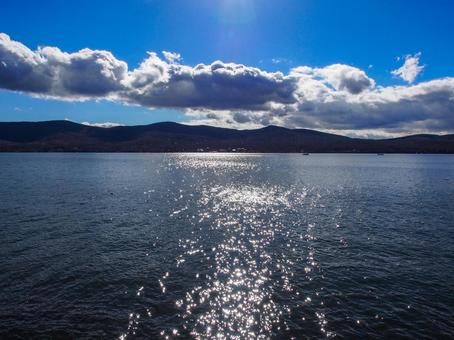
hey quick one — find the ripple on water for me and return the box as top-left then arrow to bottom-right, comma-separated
1,153 -> 452,339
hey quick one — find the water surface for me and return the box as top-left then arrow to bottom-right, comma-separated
0,153 -> 453,339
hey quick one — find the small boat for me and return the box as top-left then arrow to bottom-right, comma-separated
302,153 -> 310,155
377,153 -> 384,155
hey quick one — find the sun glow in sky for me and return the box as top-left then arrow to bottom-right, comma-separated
0,0 -> 453,137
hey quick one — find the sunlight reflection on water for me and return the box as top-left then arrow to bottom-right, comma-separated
144,154 -> 330,339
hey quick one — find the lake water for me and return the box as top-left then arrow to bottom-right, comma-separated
0,153 -> 453,339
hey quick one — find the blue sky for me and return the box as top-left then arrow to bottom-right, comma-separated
0,0 -> 453,136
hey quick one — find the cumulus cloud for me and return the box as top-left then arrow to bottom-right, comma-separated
0,33 -> 127,98
291,64 -> 375,94
1,33 -> 453,135
123,58 -> 296,110
288,77 -> 454,132
391,52 -> 425,83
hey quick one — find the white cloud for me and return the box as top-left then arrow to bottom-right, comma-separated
292,64 -> 375,94
162,51 -> 181,63
391,52 -> 425,83
123,56 -> 296,110
0,33 -> 128,98
81,121 -> 124,128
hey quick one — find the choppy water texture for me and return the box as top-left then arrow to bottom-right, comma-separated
1,153 -> 453,339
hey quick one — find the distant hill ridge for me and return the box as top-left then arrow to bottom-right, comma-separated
0,120 -> 453,153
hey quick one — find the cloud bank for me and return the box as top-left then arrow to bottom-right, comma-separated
1,33 -> 453,136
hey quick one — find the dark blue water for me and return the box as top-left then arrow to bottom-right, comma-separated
0,153 -> 453,339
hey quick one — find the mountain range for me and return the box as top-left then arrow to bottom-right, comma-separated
0,120 -> 453,153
